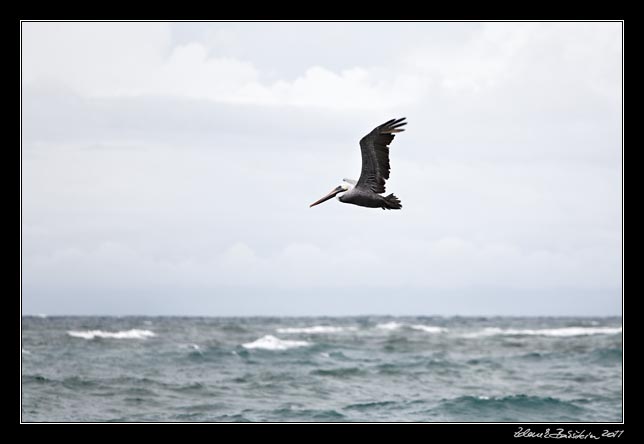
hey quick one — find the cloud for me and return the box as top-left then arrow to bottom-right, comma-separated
21,22 -> 622,315
22,22 -> 621,116
21,22 -> 171,95
24,226 -> 619,295
105,45 -> 427,110
22,23 -> 424,110
405,22 -> 621,102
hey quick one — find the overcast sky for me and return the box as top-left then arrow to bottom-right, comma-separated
21,21 -> 622,316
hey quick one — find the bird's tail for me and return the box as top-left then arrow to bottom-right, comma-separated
382,193 -> 402,210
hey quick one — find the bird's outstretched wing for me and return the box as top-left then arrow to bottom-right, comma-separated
356,117 -> 406,194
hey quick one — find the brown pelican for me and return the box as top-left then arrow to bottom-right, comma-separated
310,118 -> 406,210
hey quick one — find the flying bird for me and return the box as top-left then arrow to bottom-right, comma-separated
310,117 -> 406,210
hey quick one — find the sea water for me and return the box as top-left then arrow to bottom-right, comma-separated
21,316 -> 622,422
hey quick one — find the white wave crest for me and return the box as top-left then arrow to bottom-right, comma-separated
461,327 -> 504,338
376,322 -> 404,331
242,335 -> 311,351
276,326 -> 357,334
67,329 -> 156,340
22,348 -> 31,355
376,322 -> 446,333
462,326 -> 622,338
410,325 -> 448,333
517,327 -> 622,337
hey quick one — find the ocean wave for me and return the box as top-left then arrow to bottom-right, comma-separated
344,400 -> 398,410
241,335 -> 311,351
438,394 -> 584,421
376,322 -> 446,333
220,324 -> 249,333
270,408 -> 346,421
67,329 -> 156,340
276,325 -> 357,334
376,322 -> 404,331
589,347 -> 622,364
311,367 -> 366,377
462,326 -> 621,338
23,374 -> 50,384
410,325 -> 448,333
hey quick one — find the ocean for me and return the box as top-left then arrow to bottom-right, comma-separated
21,316 -> 622,422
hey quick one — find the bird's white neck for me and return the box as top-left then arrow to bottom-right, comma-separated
342,179 -> 357,192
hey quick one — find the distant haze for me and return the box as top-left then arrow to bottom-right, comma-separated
21,22 -> 622,316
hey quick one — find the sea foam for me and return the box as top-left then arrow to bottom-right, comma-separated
376,322 -> 446,333
376,322 -> 404,331
410,325 -> 448,333
67,329 -> 156,340
242,335 -> 311,351
276,326 -> 357,334
462,326 -> 621,338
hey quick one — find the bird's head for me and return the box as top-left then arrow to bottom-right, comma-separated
309,180 -> 353,208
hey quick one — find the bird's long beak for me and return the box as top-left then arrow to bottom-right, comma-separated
310,186 -> 344,208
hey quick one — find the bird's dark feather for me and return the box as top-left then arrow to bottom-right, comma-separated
356,117 -> 406,194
